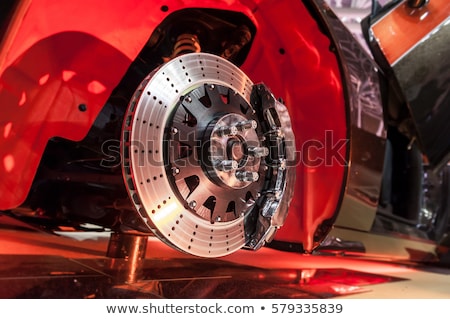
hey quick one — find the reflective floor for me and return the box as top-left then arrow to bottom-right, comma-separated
0,215 -> 449,299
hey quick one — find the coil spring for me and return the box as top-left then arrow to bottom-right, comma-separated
170,34 -> 201,59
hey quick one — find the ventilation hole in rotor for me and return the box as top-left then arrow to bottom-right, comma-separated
127,178 -> 135,190
157,204 -> 161,209
134,149 -> 138,153
160,5 -> 169,12
152,209 -> 155,214
195,224 -> 198,228
179,59 -> 183,63
176,220 -> 179,224
160,174 -> 164,178
132,193 -> 141,205
156,125 -> 160,129
153,176 -> 157,180
155,150 -> 159,154
163,200 -> 166,204
210,236 -> 213,239
279,48 -> 286,55
193,231 -> 196,235
147,91 -> 150,95
203,196 -> 216,211
148,150 -> 152,154
226,201 -> 236,214
172,226 -> 175,231
179,214 -> 183,218
209,243 -> 212,247
146,179 -> 150,183
188,246 -> 191,250
240,104 -> 249,114
199,94 -> 212,108
182,106 -> 197,127
188,79 -> 192,83
190,238 -> 194,242
176,142 -> 192,159
185,175 -> 200,196
220,93 -> 229,104
153,96 -> 157,100
182,66 -> 185,69
149,123 -> 153,127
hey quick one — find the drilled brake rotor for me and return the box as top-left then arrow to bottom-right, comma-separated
122,53 -> 295,257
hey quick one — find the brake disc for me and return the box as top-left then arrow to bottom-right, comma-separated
122,53 -> 295,257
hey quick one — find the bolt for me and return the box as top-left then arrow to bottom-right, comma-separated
188,200 -> 197,209
248,146 -> 269,158
185,96 -> 192,103
216,216 -> 222,222
209,84 -> 215,90
171,127 -> 179,135
216,160 -> 238,172
172,167 -> 180,175
236,171 -> 259,182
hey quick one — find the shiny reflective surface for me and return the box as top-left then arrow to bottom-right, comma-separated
1,215 -> 450,299
0,255 -> 406,299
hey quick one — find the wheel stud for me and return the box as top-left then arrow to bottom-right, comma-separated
215,125 -> 238,137
235,171 -> 259,182
248,146 -> 269,158
216,160 -> 238,172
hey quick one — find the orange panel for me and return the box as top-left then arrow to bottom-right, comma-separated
371,0 -> 450,65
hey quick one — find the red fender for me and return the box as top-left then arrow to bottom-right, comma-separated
0,0 -> 346,250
